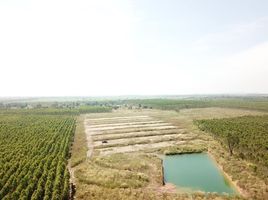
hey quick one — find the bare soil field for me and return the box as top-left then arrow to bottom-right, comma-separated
84,113 -> 188,155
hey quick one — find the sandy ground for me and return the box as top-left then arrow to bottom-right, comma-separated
86,120 -> 164,128
85,118 -> 156,125
92,129 -> 186,141
98,141 -> 186,156
86,122 -> 173,131
90,126 -> 178,136
84,120 -> 94,158
93,133 -> 184,148
85,115 -> 151,121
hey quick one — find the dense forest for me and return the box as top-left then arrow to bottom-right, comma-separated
196,115 -> 268,179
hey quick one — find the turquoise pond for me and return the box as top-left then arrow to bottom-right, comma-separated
163,153 -> 237,194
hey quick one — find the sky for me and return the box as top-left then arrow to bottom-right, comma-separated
0,0 -> 268,96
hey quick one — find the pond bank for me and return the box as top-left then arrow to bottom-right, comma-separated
207,151 -> 246,198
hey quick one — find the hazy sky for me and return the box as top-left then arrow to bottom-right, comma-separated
0,0 -> 268,96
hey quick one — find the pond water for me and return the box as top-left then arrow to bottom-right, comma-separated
163,153 -> 237,194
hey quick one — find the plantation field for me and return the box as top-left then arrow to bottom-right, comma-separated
197,115 -> 268,179
0,106 -> 112,115
1,103 -> 267,200
71,108 -> 267,200
0,114 -> 76,200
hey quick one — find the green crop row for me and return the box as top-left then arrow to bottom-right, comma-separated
0,115 -> 76,200
0,105 -> 112,116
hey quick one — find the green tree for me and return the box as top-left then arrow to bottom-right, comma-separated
226,132 -> 240,156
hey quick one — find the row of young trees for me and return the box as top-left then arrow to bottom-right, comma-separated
0,114 -> 76,200
197,115 -> 268,179
0,106 -> 112,116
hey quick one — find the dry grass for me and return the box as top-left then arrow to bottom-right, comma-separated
92,129 -> 186,141
94,133 -> 187,149
98,141 -> 186,156
70,115 -> 87,167
75,153 -> 161,195
90,126 -> 177,136
87,120 -> 164,128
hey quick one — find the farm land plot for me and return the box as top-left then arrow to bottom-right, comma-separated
84,114 -> 191,156
73,108 -> 267,200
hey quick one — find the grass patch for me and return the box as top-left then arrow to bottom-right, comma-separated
94,135 -> 186,149
93,129 -> 186,141
75,153 -> 161,190
70,116 -> 87,167
76,163 -> 149,189
93,127 -> 176,136
94,153 -> 151,171
159,144 -> 208,155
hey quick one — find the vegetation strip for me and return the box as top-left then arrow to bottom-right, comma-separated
86,120 -> 164,128
89,126 -> 177,136
86,123 -> 172,131
98,141 -> 186,156
86,115 -> 150,121
93,133 -> 185,148
92,129 -> 186,141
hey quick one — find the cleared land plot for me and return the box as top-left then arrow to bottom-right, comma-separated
85,118 -> 156,125
94,133 -> 186,148
93,129 -> 187,141
86,122 -> 173,131
87,120 -> 164,128
89,126 -> 178,136
85,114 -> 185,155
86,115 -> 151,121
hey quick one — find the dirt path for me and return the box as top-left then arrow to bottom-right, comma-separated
68,162 -> 76,185
86,120 -> 164,128
98,141 -> 186,155
84,120 -> 94,158
86,115 -> 151,121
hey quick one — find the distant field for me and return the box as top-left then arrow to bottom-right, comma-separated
124,97 -> 268,112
